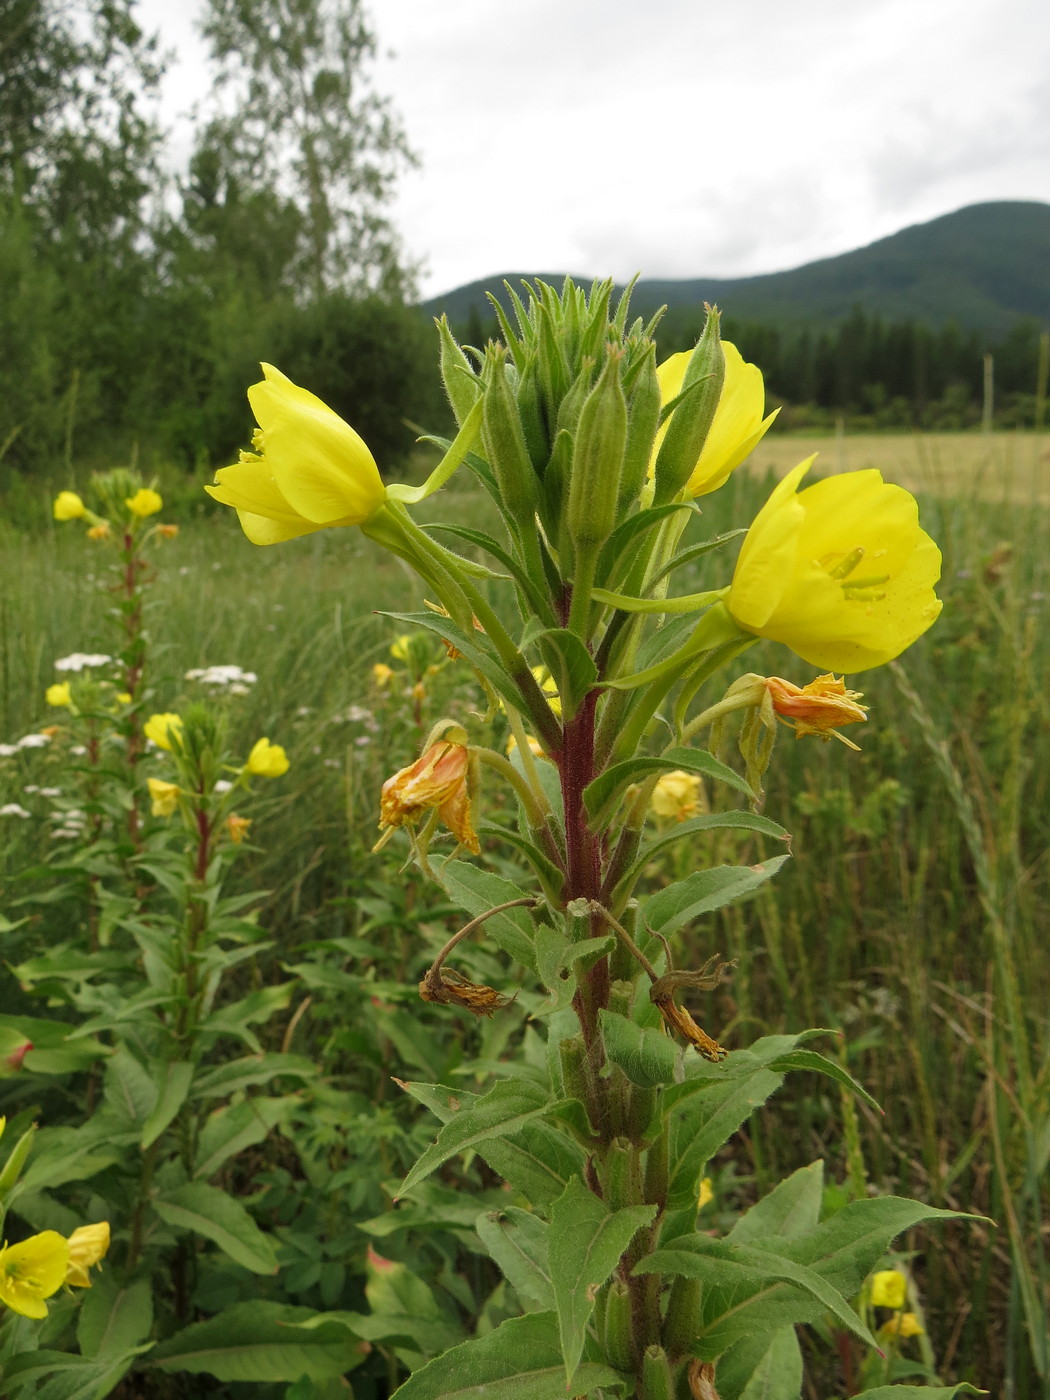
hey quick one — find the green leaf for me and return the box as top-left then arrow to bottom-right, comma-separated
728,1162 -> 824,1246
584,746 -> 753,827
191,1053 -> 316,1099
475,1208 -> 554,1309
850,1389 -> 984,1399
398,1080 -> 552,1196
634,1233 -> 877,1352
379,610 -> 531,723
0,1348 -> 149,1399
442,861 -> 537,972
590,585 -> 726,614
549,1178 -> 656,1384
766,1049 -> 881,1112
428,522 -> 550,618
149,1303 -> 364,1382
389,1311 -> 621,1400
104,1047 -> 158,1128
12,1124 -> 126,1198
645,856 -> 790,937
194,1095 -> 296,1179
153,1181 -> 278,1274
531,628 -> 598,721
715,1326 -> 803,1400
140,1060 -> 194,1149
614,810 -> 789,895
477,1122 -> 587,1208
387,398 -> 484,503
597,503 -> 692,591
599,1009 -> 679,1087
77,1274 -> 153,1359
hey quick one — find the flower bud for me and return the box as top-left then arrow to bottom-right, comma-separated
480,348 -> 539,527
619,344 -> 662,516
663,1276 -> 703,1358
437,315 -> 481,428
603,1278 -> 635,1371
652,307 -> 725,504
641,1345 -> 675,1400
567,348 -> 627,552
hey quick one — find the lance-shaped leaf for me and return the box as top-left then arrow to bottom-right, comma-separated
634,1234 -> 878,1353
398,1080 -> 553,1196
612,810 -> 789,898
390,1310 -> 622,1400
599,1009 -> 679,1087
644,856 -> 790,938
153,1182 -> 278,1274
714,1326 -> 803,1400
532,628 -> 598,722
727,1162 -> 824,1246
149,1303 -> 365,1382
476,1209 -> 555,1309
140,1060 -> 194,1150
549,1177 -> 657,1385
442,861 -> 538,972
585,747 -> 753,827
850,1388 -> 983,1399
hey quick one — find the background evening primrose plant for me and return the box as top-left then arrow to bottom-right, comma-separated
198,280 -> 982,1400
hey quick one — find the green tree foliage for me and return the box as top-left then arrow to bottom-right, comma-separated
198,0 -> 417,298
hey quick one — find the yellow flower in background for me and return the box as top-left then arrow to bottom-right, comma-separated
880,1311 -> 924,1339
206,363 -> 385,546
870,1269 -> 907,1309
650,770 -> 704,822
65,1222 -> 110,1288
53,491 -> 86,521
506,733 -> 547,760
45,682 -> 72,708
697,1177 -> 714,1210
764,674 -> 868,746
144,713 -> 183,750
226,813 -> 252,844
156,523 -> 179,539
0,1231 -> 69,1318
379,740 -> 478,853
372,662 -> 394,688
390,635 -> 412,661
87,523 -> 111,541
148,778 -> 180,817
125,488 -> 163,518
247,737 -> 290,778
727,458 -> 942,672
116,692 -> 133,704
653,341 -> 779,497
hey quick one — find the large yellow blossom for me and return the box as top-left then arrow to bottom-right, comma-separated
148,777 -> 180,817
727,458 -> 942,672
653,341 -> 779,497
125,488 -> 163,518
247,737 -> 290,778
53,491 -> 86,521
144,713 -> 183,751
206,364 -> 386,546
0,1232 -> 69,1318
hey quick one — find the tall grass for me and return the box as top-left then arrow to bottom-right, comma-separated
1,434 -> 1047,1392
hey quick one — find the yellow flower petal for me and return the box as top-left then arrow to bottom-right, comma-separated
53,491 -> 86,521
870,1269 -> 908,1309
46,682 -> 72,707
728,460 -> 942,672
65,1222 -> 110,1288
144,713 -> 183,751
0,1232 -> 70,1318
148,778 -> 180,817
125,488 -> 163,517
247,737 -> 290,778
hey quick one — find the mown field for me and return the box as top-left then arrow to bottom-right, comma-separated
1,431 -> 1048,1397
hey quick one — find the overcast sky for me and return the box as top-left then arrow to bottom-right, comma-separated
138,0 -> 1050,299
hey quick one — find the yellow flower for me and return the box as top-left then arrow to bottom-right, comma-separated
116,692 -> 133,704
206,364 -> 385,546
247,737 -> 290,778
144,713 -> 183,751
0,1231 -> 69,1318
697,1177 -> 714,1210
65,1222 -> 110,1288
880,1311 -> 924,1339
53,491 -> 86,521
148,777 -> 180,817
727,458 -> 942,672
390,635 -> 412,661
226,813 -> 252,844
125,488 -> 163,518
653,341 -> 779,497
870,1269 -> 907,1309
378,741 -> 478,853
506,733 -> 547,760
650,770 -> 704,822
764,674 -> 868,747
46,682 -> 72,708
372,662 -> 394,688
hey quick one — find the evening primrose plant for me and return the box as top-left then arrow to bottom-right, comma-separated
208,281 -> 981,1399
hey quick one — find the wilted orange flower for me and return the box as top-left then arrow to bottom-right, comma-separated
419,968 -> 512,1016
765,674 -> 868,747
156,523 -> 179,539
378,741 -> 478,853
226,813 -> 252,844
86,523 -> 111,542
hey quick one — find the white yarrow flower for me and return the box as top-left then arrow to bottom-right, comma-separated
17,734 -> 51,749
0,803 -> 31,819
54,653 -> 112,672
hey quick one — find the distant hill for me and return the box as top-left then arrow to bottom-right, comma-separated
423,202 -> 1050,337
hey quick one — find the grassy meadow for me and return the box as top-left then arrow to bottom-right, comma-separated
1,430 -> 1048,1395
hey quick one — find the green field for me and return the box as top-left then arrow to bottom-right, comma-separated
1,432 -> 1048,1395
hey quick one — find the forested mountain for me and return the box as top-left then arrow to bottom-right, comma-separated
425,201 -> 1050,338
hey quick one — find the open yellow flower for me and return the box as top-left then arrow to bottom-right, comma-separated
727,458 -> 942,672
144,713 -> 183,751
0,1231 -> 69,1318
206,364 -> 386,546
247,737 -> 290,778
378,740 -> 478,853
53,491 -> 86,521
46,682 -> 72,708
650,770 -> 704,822
653,341 -> 779,497
126,488 -> 163,518
65,1222 -> 110,1288
870,1268 -> 908,1310
148,777 -> 180,817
